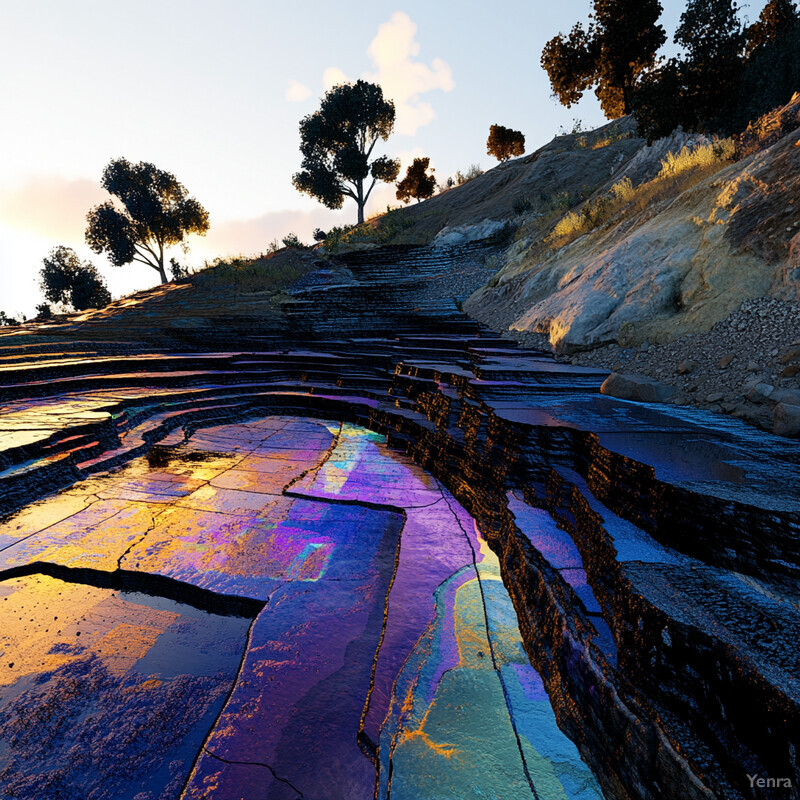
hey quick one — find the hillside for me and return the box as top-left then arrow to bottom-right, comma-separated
2,126 -> 800,800
345,97 -> 800,359
367,116 -> 646,247
7,96 -> 800,437
465,96 -> 800,353
361,95 -> 800,435
1,219 -> 799,800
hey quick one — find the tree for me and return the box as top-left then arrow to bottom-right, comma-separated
39,246 -> 111,311
632,58 -> 687,142
86,158 -> 209,284
292,80 -> 400,224
634,0 -> 746,139
541,0 -> 666,118
487,125 -> 526,162
735,1 -> 800,130
744,1 -> 800,107
674,0 -> 744,132
745,0 -> 800,53
396,157 -> 437,204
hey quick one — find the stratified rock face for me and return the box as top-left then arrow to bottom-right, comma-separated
0,417 -> 602,800
0,573 -> 250,799
0,242 -> 798,800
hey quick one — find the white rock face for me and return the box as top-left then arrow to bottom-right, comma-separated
463,95 -> 800,355
433,220 -> 508,248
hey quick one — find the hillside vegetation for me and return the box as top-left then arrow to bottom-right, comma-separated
322,95 -> 796,360
358,116 -> 644,247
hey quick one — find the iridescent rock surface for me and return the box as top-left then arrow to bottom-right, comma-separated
0,417 -> 602,799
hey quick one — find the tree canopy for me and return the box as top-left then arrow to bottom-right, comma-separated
737,0 -> 800,127
292,80 -> 400,224
676,0 -> 744,130
633,0 -> 799,141
541,0 -> 666,118
85,159 -> 209,283
746,0 -> 800,53
396,157 -> 437,204
40,246 -> 111,311
487,125 -> 525,162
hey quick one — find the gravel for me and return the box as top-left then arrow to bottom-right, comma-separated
567,297 -> 800,433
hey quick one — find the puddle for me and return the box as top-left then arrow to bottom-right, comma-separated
0,573 -> 251,800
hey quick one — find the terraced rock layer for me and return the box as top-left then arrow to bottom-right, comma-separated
0,242 -> 798,799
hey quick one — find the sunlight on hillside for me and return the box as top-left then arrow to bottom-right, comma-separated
547,139 -> 736,248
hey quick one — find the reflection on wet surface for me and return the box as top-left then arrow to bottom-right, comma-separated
0,574 -> 250,800
0,415 -> 601,799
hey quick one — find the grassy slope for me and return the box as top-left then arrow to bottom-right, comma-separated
0,249 -> 318,348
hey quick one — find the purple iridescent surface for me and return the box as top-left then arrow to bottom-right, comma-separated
0,416 -> 602,799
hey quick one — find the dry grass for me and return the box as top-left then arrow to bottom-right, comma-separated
546,139 -> 736,248
590,130 -> 634,150
192,249 -> 314,293
322,207 -> 414,252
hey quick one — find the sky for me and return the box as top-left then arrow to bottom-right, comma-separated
0,0 -> 770,317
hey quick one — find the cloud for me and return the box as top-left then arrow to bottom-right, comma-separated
286,79 -> 312,103
0,176 -> 106,244
322,12 -> 454,137
323,67 -> 348,91
365,12 -> 454,136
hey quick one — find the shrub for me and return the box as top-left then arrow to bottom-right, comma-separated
193,251 -> 312,293
322,207 -> 414,253
512,196 -> 533,215
282,232 -> 309,250
169,257 -> 189,279
610,177 -> 635,204
656,139 -> 736,180
591,129 -> 634,149
448,164 -> 484,187
558,119 -> 586,136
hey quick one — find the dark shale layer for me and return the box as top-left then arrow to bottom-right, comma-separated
1,241 -> 798,800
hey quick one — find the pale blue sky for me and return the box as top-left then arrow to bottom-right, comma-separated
0,1 -> 769,315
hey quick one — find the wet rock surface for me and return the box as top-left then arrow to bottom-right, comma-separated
0,241 -> 798,799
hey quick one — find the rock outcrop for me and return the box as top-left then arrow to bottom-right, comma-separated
600,372 -> 676,403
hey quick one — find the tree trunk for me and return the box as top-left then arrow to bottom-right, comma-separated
356,179 -> 365,224
157,259 -> 168,283
622,80 -> 633,115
